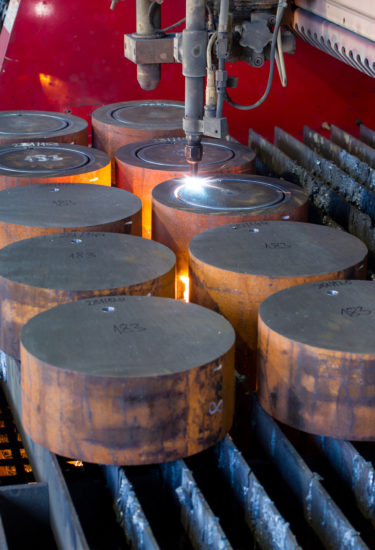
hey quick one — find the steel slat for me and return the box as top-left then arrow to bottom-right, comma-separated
161,459 -> 233,550
102,465 -> 160,550
252,398 -> 369,550
215,436 -> 301,550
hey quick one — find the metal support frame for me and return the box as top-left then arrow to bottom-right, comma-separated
1,353 -> 90,550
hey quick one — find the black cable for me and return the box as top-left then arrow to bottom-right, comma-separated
225,2 -> 287,111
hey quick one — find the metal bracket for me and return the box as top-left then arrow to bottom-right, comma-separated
124,34 -> 176,64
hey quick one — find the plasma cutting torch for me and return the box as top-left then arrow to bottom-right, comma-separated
120,0 -> 293,174
118,0 -> 375,174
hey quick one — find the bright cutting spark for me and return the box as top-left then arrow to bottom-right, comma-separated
174,175 -> 207,200
183,175 -> 205,190
179,276 -> 190,303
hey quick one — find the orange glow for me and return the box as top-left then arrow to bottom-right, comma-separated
39,73 -> 69,101
67,460 -> 84,467
179,275 -> 190,302
39,73 -> 52,86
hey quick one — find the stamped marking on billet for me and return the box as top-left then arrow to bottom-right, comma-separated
113,323 -> 147,335
69,252 -> 97,260
209,399 -> 223,415
24,154 -> 64,162
52,200 -> 76,207
316,280 -> 353,290
341,306 -> 372,318
87,296 -> 128,306
265,242 -> 291,249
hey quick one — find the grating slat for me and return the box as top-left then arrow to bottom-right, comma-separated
103,465 -> 159,550
252,398 -> 369,550
216,436 -> 301,550
303,126 -> 375,192
313,436 -> 375,529
162,459 -> 233,550
249,128 -> 350,228
331,125 -> 375,169
274,126 -> 375,220
360,125 -> 375,150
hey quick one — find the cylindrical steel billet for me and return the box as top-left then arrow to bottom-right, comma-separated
0,110 -> 88,146
189,221 -> 367,388
152,175 -> 309,299
258,280 -> 375,440
20,296 -> 235,465
116,137 -> 255,238
0,183 -> 142,246
0,143 -> 111,190
0,233 -> 175,359
92,100 -> 184,182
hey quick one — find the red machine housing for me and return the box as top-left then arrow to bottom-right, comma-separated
0,0 -> 373,144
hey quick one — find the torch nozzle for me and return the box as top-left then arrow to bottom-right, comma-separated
190,162 -> 198,176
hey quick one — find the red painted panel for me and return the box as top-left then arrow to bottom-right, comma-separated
0,0 -> 373,144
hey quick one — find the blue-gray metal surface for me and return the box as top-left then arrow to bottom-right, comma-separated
303,126 -> 375,192
161,459 -> 233,550
216,436 -> 301,550
314,436 -> 375,528
252,398 -> 368,550
103,465 -> 160,550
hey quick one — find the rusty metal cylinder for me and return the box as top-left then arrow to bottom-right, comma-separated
152,175 -> 309,299
258,280 -> 375,440
92,100 -> 184,182
20,296 -> 235,465
115,137 -> 255,238
0,183 -> 142,247
0,233 -> 175,359
0,110 -> 88,146
189,221 -> 368,388
0,143 -> 111,190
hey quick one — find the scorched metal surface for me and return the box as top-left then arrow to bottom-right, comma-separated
258,279 -> 375,440
20,296 -> 235,465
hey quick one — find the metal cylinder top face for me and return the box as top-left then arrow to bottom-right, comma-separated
0,112 -> 67,134
0,145 -> 89,173
0,233 -> 175,291
0,183 -> 141,228
189,221 -> 368,277
259,280 -> 375,354
112,102 -> 184,127
21,296 -> 235,377
115,138 -> 254,172
92,100 -> 184,129
0,110 -> 87,137
152,175 -> 306,213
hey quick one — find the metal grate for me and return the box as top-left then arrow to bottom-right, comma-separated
0,385 -> 33,484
